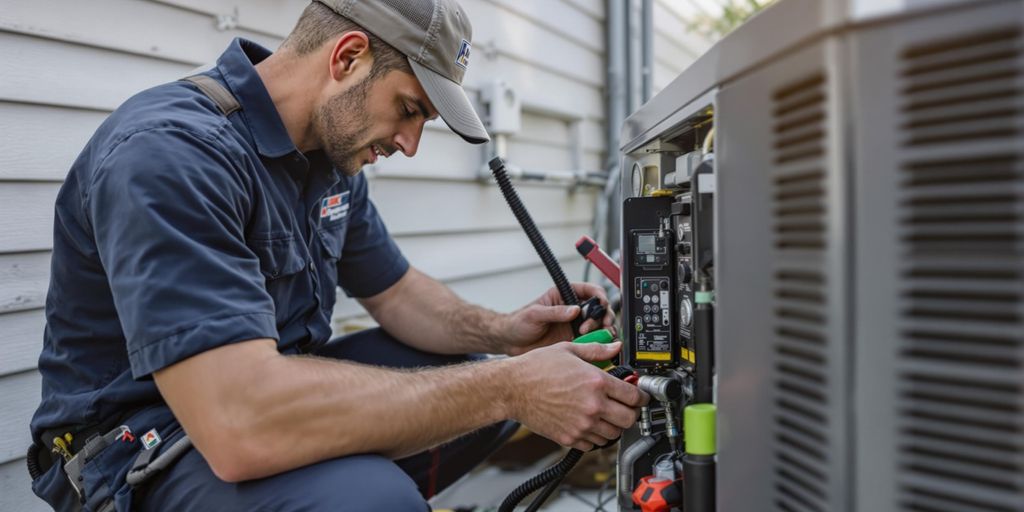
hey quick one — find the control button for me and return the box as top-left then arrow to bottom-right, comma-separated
643,305 -> 651,313
642,295 -> 651,304
644,315 -> 652,323
660,280 -> 669,289
652,295 -> 659,304
636,323 -> 643,332
680,298 -> 693,327
679,263 -> 693,284
651,283 -> 659,292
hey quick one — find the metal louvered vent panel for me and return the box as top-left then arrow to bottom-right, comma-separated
771,72 -> 831,512
896,25 -> 1024,512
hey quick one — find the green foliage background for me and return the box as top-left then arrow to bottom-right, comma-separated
685,0 -> 776,40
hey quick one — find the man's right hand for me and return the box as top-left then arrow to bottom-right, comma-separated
506,341 -> 649,451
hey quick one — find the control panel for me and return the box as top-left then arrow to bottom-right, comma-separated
622,196 -> 677,368
671,194 -> 696,368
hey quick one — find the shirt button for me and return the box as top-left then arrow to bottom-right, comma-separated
309,261 -> 315,272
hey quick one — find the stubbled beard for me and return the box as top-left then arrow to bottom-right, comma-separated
316,75 -> 372,176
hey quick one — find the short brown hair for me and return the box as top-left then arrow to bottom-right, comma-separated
282,2 -> 412,80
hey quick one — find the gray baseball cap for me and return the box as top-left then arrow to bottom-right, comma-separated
313,0 -> 490,144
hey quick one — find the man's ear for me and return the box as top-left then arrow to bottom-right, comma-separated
328,31 -> 371,82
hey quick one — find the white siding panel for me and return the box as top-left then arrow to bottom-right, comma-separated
0,458 -> 47,512
0,183 -> 59,253
0,0 -> 280,65
0,310 -> 45,377
462,0 -> 603,86
397,224 -> 590,283
152,0 -> 307,38
517,113 -> 605,152
0,370 -> 40,465
369,179 -> 597,235
0,32 -> 194,112
0,102 -> 106,182
508,139 -> 574,171
504,141 -> 602,172
652,0 -> 714,93
476,0 -> 605,53
332,224 -> 591,322
333,257 -> 589,324
0,252 -> 50,315
465,53 -> 605,122
655,30 -> 701,64
332,293 -> 367,322
560,0 -> 605,20
450,258 -> 588,314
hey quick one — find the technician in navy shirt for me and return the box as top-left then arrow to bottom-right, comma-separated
29,1 -> 645,510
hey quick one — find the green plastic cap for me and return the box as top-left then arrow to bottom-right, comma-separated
684,403 -> 717,455
572,329 -> 615,368
572,329 -> 614,345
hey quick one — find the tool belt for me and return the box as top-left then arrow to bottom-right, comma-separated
27,409 -> 192,512
30,406 -> 139,480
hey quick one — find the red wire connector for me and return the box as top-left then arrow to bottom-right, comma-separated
575,236 -> 621,288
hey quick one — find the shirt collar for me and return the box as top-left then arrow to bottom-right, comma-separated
215,38 -> 297,158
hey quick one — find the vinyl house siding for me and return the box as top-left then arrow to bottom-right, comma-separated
0,1 -> 706,508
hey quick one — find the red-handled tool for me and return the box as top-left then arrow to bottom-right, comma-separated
576,236 -> 621,288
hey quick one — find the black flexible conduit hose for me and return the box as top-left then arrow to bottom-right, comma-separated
489,157 -> 584,335
499,364 -> 637,512
501,449 -> 584,512
492,157 -> 638,511
491,156 -> 585,512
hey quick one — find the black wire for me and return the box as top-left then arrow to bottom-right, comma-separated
490,157 -> 583,336
26,443 -> 42,480
497,449 -> 583,512
524,470 -> 568,512
491,157 -> 628,512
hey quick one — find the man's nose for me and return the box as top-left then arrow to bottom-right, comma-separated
394,122 -> 424,157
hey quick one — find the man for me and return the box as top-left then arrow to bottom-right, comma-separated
29,0 -> 647,510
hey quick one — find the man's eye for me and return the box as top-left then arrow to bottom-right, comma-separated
403,106 -> 416,118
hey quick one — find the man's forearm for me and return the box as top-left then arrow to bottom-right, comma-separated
168,342 -> 517,482
362,268 -> 511,354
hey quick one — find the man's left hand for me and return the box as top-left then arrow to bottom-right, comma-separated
502,283 -> 615,356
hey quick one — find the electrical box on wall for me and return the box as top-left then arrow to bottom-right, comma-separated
481,80 -> 521,135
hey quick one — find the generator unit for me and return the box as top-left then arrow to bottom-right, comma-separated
614,0 -> 1024,510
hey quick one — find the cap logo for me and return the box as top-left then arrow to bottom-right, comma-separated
455,39 -> 471,69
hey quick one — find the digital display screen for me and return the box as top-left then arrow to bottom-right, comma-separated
637,235 -> 656,254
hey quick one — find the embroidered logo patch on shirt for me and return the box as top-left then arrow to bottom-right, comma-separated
455,39 -> 471,69
320,191 -> 350,222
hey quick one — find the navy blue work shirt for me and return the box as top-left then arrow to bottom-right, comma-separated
30,38 -> 408,485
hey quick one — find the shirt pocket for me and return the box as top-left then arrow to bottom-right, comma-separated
248,237 -> 307,280
247,236 -> 309,327
317,224 -> 346,262
316,224 -> 347,310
